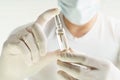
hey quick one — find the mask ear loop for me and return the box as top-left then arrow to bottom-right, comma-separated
54,14 -> 70,52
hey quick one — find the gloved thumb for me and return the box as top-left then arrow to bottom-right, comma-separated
35,8 -> 60,26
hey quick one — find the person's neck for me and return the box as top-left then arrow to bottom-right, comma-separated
63,14 -> 98,38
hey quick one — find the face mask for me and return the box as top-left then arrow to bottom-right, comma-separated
58,0 -> 100,25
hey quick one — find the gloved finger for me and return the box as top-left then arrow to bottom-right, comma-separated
26,24 -> 47,56
3,35 -> 30,56
58,48 -> 103,69
20,29 -> 40,64
57,60 -> 80,78
57,60 -> 91,79
6,28 -> 40,65
2,35 -> 33,66
57,70 -> 78,80
35,8 -> 60,26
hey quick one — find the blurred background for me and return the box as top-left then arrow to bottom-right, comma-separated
0,0 -> 120,52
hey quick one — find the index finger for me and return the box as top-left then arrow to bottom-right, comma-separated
58,49 -> 106,69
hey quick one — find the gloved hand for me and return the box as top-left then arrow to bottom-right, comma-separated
0,8 -> 60,80
57,49 -> 120,80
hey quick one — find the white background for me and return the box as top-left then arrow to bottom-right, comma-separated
0,0 -> 120,52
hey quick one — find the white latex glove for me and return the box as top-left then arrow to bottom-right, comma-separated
0,8 -> 60,80
57,49 -> 120,80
